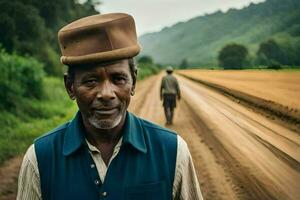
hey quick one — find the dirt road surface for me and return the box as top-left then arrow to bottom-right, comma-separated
1,73 -> 299,200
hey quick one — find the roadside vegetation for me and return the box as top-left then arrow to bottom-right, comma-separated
0,0 -> 100,164
136,55 -> 161,80
0,49 -> 76,164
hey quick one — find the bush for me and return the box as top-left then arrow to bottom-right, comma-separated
267,60 -> 282,70
137,61 -> 160,80
0,49 -> 44,111
138,55 -> 153,64
38,45 -> 64,76
257,39 -> 284,66
218,43 -> 248,69
0,77 -> 76,164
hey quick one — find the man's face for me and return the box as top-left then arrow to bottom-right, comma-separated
66,59 -> 135,130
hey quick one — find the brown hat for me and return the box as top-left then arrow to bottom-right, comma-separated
58,13 -> 141,65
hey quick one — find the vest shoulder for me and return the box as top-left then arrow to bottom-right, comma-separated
35,122 -> 70,143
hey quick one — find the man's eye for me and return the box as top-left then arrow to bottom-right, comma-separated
113,76 -> 127,84
83,79 -> 97,86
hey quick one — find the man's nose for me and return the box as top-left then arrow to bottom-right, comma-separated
96,81 -> 116,100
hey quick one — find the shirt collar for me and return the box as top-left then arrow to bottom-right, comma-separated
63,111 -> 147,156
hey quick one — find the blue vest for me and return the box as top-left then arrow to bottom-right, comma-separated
35,112 -> 177,200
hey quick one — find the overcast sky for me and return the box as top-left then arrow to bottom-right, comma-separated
98,0 -> 265,36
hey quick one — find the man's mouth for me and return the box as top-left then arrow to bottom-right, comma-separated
92,107 -> 119,115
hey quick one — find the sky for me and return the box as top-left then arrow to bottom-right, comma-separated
98,0 -> 265,36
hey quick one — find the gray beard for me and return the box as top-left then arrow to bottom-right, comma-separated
87,112 -> 123,130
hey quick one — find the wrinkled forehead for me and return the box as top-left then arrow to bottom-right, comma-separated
74,59 -> 131,75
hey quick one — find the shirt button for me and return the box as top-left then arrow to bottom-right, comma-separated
102,192 -> 107,197
94,179 -> 100,185
90,164 -> 95,168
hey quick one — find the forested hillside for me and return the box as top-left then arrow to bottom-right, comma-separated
0,0 -> 100,75
139,0 -> 300,67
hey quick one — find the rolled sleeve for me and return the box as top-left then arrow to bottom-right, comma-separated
17,144 -> 41,200
173,135 -> 203,200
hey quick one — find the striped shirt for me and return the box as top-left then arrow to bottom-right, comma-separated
17,135 -> 203,200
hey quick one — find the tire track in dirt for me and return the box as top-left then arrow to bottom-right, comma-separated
182,78 -> 300,147
182,99 -> 276,200
172,100 -> 241,200
246,130 -> 300,172
204,91 -> 300,172
188,83 -> 300,171
225,114 -> 300,172
178,73 -> 300,133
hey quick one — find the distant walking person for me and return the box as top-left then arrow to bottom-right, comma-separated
160,66 -> 181,125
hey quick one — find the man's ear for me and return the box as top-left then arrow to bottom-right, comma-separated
64,73 -> 75,100
131,69 -> 137,96
131,85 -> 136,96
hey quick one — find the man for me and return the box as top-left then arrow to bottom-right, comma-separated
17,13 -> 203,200
160,66 -> 181,125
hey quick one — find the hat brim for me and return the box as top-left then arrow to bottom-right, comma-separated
61,45 -> 141,65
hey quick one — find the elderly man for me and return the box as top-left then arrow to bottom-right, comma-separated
17,13 -> 203,200
160,66 -> 181,125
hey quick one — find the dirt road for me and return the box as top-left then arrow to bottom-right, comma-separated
1,73 -> 299,200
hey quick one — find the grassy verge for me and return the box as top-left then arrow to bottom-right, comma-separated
0,77 -> 77,164
137,62 -> 161,80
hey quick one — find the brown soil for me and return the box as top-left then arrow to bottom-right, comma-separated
1,72 -> 300,200
0,156 -> 22,200
178,70 -> 300,133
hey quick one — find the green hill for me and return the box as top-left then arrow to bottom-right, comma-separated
139,0 -> 300,67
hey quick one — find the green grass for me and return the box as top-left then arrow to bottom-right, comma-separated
138,67 -> 158,80
241,66 -> 300,71
0,77 -> 77,164
188,66 -> 300,71
278,67 -> 300,71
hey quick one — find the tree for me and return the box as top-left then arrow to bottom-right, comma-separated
0,14 -> 16,52
257,39 -> 283,66
179,58 -> 188,69
218,44 -> 248,69
0,1 -> 48,55
138,55 -> 153,64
